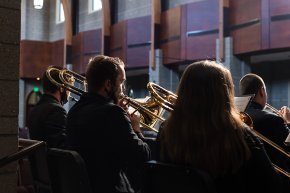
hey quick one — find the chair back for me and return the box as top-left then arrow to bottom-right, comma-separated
28,143 -> 52,193
47,148 -> 92,193
142,160 -> 217,193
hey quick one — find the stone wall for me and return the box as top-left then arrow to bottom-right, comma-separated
0,1 -> 20,192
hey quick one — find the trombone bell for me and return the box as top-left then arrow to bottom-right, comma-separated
122,96 -> 165,133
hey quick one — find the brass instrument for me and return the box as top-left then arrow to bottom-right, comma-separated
46,67 -> 87,96
265,103 -> 281,115
147,82 -> 177,112
122,95 -> 165,133
240,112 -> 290,178
46,67 -> 166,132
122,82 -> 178,131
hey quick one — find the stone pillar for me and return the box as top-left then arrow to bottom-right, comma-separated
0,1 -> 21,193
216,37 -> 251,95
149,49 -> 179,92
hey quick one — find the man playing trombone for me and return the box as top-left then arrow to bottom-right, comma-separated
66,55 -> 150,193
28,66 -> 71,148
239,73 -> 290,175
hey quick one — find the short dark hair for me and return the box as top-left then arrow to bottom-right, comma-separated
85,55 -> 124,92
42,65 -> 64,93
239,73 -> 264,96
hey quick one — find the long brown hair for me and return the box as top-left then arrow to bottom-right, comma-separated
160,60 -> 250,177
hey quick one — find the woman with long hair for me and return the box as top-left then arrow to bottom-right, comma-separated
158,60 -> 288,192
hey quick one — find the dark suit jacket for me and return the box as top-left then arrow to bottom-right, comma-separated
28,94 -> 67,148
246,102 -> 290,172
66,93 -> 150,193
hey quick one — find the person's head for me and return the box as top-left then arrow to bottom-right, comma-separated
43,65 -> 70,105
160,60 -> 249,176
85,55 -> 126,103
239,73 -> 267,107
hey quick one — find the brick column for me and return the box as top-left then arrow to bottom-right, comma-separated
0,1 -> 20,192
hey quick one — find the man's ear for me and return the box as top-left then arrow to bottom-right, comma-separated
257,87 -> 264,98
104,79 -> 111,91
59,87 -> 64,93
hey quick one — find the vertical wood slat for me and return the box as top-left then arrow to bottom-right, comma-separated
151,0 -> 161,70
219,0 -> 229,61
102,0 -> 111,55
61,0 -> 73,66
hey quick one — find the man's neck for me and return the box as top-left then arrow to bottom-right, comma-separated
45,91 -> 61,103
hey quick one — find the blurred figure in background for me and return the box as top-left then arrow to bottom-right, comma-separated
28,66 -> 70,148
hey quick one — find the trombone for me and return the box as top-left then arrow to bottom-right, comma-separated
265,103 -> 281,115
46,67 -> 166,132
240,112 -> 290,178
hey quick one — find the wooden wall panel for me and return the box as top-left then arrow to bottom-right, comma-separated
232,24 -> 261,53
230,0 -> 262,54
72,29 -> 102,74
184,0 -> 218,60
20,40 -> 52,78
186,34 -> 217,60
160,6 -> 181,65
269,0 -> 290,49
161,41 -> 181,64
72,33 -> 83,74
230,0 -> 260,24
83,29 -> 102,55
51,40 -> 64,66
270,20 -> 290,49
127,16 -> 151,45
126,46 -> 150,68
110,21 -> 126,62
82,29 -> 102,74
126,16 -> 151,68
270,0 -> 290,16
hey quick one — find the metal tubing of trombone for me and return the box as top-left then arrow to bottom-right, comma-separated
122,96 -> 165,122
252,129 -> 290,158
140,122 -> 158,133
265,103 -> 280,114
122,96 -> 165,133
251,129 -> 290,178
273,164 -> 290,178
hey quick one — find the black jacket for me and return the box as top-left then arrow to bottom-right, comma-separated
66,93 -> 150,193
246,102 -> 290,172
28,94 -> 67,148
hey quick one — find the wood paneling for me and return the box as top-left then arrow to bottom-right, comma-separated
184,0 -> 218,61
230,0 -> 262,54
72,33 -> 83,74
270,0 -> 290,16
51,40 -> 64,66
83,29 -> 102,54
127,16 -> 150,45
186,34 -> 217,60
230,0 -> 260,24
232,24 -> 261,53
72,29 -> 102,74
270,20 -> 290,48
269,0 -> 290,49
127,46 -> 150,68
126,16 -> 151,68
20,40 -> 64,78
160,6 -> 181,65
110,21 -> 126,62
